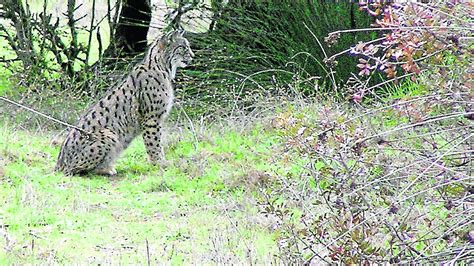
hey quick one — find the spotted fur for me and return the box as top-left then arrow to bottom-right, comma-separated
55,31 -> 193,175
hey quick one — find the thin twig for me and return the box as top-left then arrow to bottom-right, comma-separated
317,92 -> 463,138
411,1 -> 465,22
329,25 -> 472,36
0,58 -> 20,63
303,22 -> 337,92
361,71 -> 420,95
397,133 -> 473,199
0,96 -> 89,135
85,0 -> 96,67
355,112 -> 474,145
324,175 -> 472,252
146,239 -> 151,266
175,102 -> 199,151
326,37 -> 386,61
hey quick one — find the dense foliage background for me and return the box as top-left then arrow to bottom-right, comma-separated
183,1 -> 374,100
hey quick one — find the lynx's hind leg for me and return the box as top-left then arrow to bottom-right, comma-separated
89,128 -> 123,176
56,129 -> 123,176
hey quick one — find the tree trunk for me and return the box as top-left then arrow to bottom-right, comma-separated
104,0 -> 152,59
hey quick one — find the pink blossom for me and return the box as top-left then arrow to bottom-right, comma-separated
357,58 -> 375,76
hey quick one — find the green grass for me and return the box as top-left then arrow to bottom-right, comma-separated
0,120 -> 282,264
0,73 -> 11,96
1,86 -> 470,263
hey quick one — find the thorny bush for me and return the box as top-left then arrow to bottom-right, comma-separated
327,1 -> 472,107
258,1 -> 473,264
262,97 -> 472,264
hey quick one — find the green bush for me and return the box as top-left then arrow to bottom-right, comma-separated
180,0 -> 374,104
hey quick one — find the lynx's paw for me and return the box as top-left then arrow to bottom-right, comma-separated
94,167 -> 117,176
148,157 -> 169,168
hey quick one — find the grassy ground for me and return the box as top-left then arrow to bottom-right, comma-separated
1,80 -> 472,263
0,112 -> 286,264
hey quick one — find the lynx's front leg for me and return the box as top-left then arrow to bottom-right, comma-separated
142,117 -> 166,163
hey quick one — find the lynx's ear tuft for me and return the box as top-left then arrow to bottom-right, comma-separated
170,29 -> 185,41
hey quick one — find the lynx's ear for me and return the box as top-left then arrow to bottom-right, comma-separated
170,29 -> 185,41
159,30 -> 184,46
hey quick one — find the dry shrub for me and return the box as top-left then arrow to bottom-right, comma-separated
258,2 -> 473,264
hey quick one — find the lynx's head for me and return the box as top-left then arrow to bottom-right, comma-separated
146,30 -> 194,79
